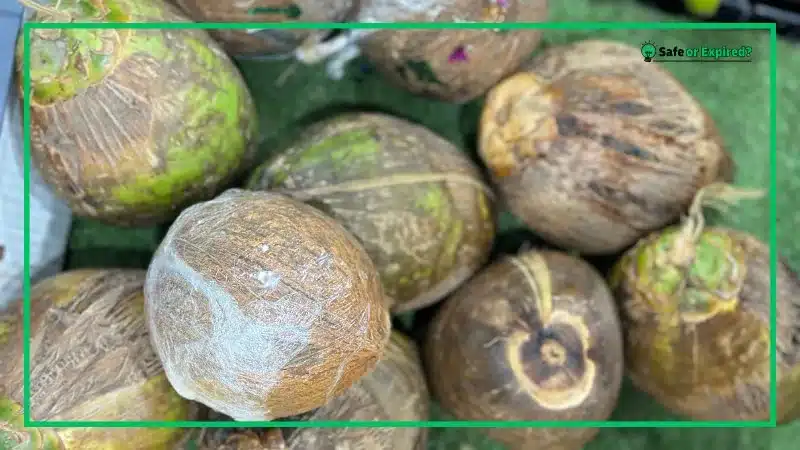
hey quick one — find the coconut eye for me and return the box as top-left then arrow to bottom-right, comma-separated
519,324 -> 590,401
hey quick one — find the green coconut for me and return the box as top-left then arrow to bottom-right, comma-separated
247,112 -> 495,314
195,331 -> 429,450
610,183 -> 800,422
0,269 -> 202,449
18,0 -> 258,226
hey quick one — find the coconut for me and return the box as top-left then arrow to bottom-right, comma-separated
19,0 -> 258,226
196,331 -> 429,450
247,112 -> 495,314
610,183 -> 800,422
293,0 -> 548,102
144,189 -> 391,422
169,0 -> 357,57
0,269 -> 201,449
425,249 -> 624,450
478,39 -> 734,255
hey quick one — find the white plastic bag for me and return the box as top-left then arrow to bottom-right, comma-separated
0,83 -> 73,310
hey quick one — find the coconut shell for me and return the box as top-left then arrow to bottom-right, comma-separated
356,0 -> 548,102
247,113 -> 495,314
170,0 -> 356,57
610,227 -> 800,422
426,249 -> 624,450
21,0 -> 258,227
479,40 -> 734,254
144,189 -> 391,421
0,269 -> 201,449
197,331 -> 429,450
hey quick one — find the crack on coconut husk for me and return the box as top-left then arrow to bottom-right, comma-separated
273,172 -> 495,202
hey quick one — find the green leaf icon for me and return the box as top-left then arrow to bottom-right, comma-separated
286,4 -> 302,19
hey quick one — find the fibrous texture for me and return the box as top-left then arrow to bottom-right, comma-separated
358,0 -> 548,102
198,332 -> 429,449
0,269 -> 199,449
145,189 -> 391,421
612,226 -> 800,422
248,113 -> 495,313
22,0 -> 258,226
479,40 -> 733,254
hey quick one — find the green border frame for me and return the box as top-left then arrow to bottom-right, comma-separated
21,21 -> 778,429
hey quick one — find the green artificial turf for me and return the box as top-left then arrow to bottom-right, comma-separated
63,0 -> 800,448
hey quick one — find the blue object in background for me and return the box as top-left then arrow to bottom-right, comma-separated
0,2 -> 24,131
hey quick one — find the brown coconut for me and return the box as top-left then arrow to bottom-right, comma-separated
610,184 -> 800,422
0,269 -> 201,449
197,331 -> 429,449
479,39 -> 734,255
293,0 -> 548,102
247,113 -> 495,314
144,189 -> 391,422
170,0 -> 357,57
426,249 -> 624,450
359,0 -> 548,102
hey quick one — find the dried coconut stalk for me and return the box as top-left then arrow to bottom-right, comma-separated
426,249 -> 623,450
610,183 -> 800,422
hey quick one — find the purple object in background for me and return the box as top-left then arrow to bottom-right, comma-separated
449,45 -> 469,62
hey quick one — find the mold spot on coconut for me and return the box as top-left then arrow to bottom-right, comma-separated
247,112 -> 495,314
425,249 -> 624,450
144,189 -> 391,421
0,269 -> 201,449
195,331 -> 429,450
18,0 -> 258,226
610,183 -> 800,422
479,39 -> 735,255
